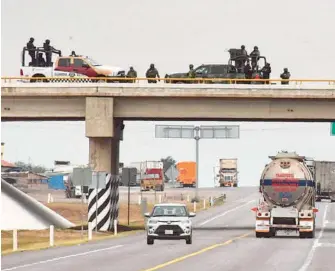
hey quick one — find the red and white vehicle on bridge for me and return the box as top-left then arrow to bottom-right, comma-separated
20,47 -> 126,82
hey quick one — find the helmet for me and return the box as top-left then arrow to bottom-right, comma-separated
150,63 -> 154,68
189,64 -> 194,68
241,45 -> 245,49
254,46 -> 258,50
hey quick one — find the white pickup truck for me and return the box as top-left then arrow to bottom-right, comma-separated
20,47 -> 126,82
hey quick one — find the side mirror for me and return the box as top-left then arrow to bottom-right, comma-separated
189,212 -> 196,217
144,212 -> 151,218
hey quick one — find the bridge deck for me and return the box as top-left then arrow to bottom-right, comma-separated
1,83 -> 335,99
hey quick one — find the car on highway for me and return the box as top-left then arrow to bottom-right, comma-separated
144,203 -> 196,245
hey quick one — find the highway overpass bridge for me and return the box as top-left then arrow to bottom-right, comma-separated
2,77 -> 335,230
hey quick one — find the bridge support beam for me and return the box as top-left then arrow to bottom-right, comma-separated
85,97 -> 123,231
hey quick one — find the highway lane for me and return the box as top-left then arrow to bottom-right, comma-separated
151,202 -> 335,271
3,189 -> 334,271
1,189 -> 259,271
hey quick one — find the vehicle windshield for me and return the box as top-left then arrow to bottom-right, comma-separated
85,57 -> 101,66
152,205 -> 188,217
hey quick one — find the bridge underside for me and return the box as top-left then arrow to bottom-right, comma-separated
1,97 -> 335,122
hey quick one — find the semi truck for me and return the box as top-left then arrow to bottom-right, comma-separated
140,161 -> 164,191
176,161 -> 196,188
315,161 -> 335,202
219,158 -> 238,187
252,151 -> 318,238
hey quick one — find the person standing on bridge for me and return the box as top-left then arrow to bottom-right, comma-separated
280,68 -> 291,84
146,64 -> 160,83
26,37 -> 36,65
250,46 -> 260,69
126,66 -> 138,83
261,63 -> 271,84
43,39 -> 61,67
187,64 -> 196,83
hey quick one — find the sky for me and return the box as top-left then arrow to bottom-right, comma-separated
1,0 -> 335,187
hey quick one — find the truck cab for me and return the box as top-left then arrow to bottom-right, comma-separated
20,47 -> 125,82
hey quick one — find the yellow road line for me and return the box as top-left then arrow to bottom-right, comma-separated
142,232 -> 250,271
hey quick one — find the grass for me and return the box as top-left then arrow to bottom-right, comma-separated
1,198 -> 221,255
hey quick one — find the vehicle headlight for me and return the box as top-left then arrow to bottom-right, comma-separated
148,220 -> 158,224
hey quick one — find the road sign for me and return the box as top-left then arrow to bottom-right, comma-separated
200,125 -> 240,139
91,171 -> 107,189
121,168 -> 137,186
72,167 -> 92,186
331,122 -> 335,136
165,166 -> 179,181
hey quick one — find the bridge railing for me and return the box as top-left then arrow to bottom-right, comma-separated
1,76 -> 335,86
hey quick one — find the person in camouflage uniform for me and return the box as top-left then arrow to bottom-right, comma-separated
146,63 -> 160,83
280,68 -> 291,85
126,66 -> 137,83
187,64 -> 196,83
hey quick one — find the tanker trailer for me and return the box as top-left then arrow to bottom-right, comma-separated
252,151 -> 318,238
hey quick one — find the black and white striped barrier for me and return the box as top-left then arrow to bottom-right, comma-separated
88,173 -> 112,231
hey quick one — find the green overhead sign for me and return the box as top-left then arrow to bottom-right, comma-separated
331,122 -> 335,136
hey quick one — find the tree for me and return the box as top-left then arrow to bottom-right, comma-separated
160,156 -> 177,181
14,161 -> 47,173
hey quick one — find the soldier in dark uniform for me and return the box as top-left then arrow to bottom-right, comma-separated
244,59 -> 252,84
261,63 -> 271,84
280,68 -> 291,84
187,64 -> 196,83
126,66 -> 137,83
250,46 -> 260,69
26,37 -> 36,65
70,51 -> 77,57
43,39 -> 61,67
146,64 -> 160,83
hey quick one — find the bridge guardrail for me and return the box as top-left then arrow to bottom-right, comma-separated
1,76 -> 335,86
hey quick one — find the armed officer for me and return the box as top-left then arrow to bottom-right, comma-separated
126,66 -> 138,83
261,63 -> 271,84
250,46 -> 260,69
280,68 -> 291,84
43,39 -> 61,67
26,37 -> 36,65
146,64 -> 160,83
187,64 -> 196,83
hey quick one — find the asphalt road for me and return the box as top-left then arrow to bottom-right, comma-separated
2,187 -> 335,271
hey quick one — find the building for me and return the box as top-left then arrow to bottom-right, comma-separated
1,160 -> 17,172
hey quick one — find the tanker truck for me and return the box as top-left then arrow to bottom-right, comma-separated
252,151 -> 318,238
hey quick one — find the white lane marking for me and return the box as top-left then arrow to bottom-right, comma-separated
2,245 -> 123,271
297,204 -> 329,271
198,199 -> 256,226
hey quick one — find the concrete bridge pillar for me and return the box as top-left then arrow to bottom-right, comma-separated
85,97 -> 123,231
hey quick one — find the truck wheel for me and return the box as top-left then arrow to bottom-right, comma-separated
30,74 -> 48,83
147,237 -> 154,245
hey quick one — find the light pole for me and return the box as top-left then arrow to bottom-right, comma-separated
155,124 -> 240,199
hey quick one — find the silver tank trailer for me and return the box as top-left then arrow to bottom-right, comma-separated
260,152 -> 314,209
